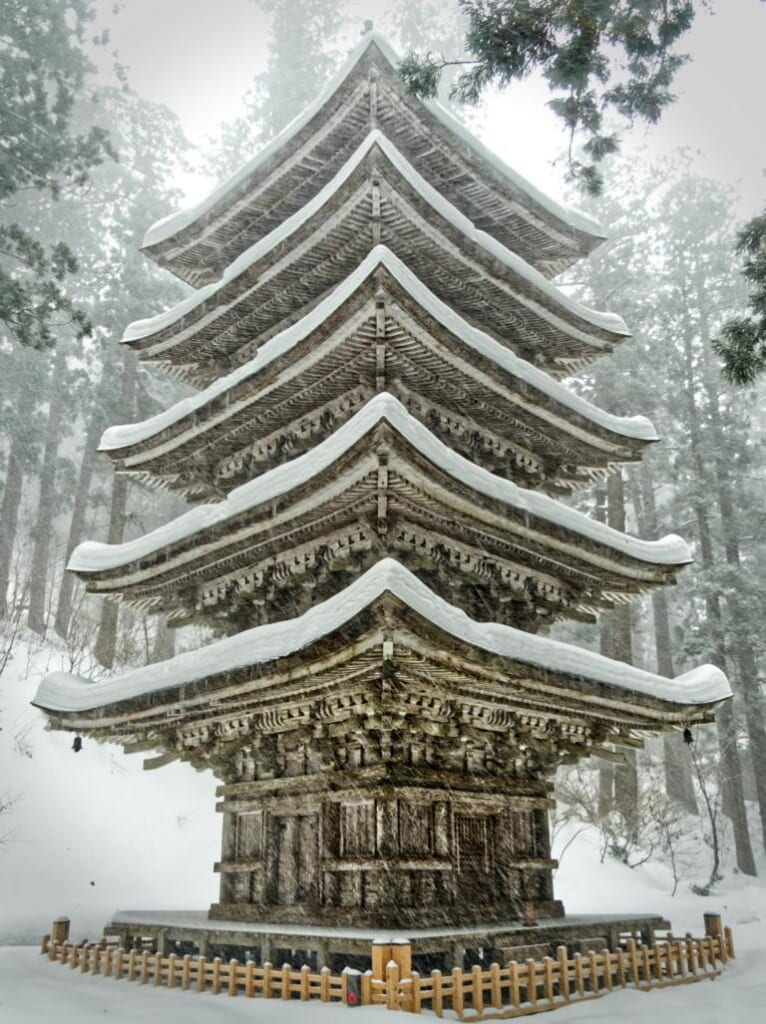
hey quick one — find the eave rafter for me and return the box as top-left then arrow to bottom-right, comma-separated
70,397 -> 687,632
102,253 -> 654,501
123,136 -> 628,385
35,563 -> 727,782
141,34 -> 604,285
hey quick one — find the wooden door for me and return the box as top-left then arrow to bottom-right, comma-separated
273,814 -> 319,906
455,814 -> 495,904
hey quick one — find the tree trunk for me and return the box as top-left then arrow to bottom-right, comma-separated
594,484 -> 615,817
605,468 -> 639,833
54,352 -> 115,638
681,323 -> 756,875
93,355 -> 137,668
149,615 -> 176,663
0,441 -> 25,618
631,462 -> 698,812
27,341 -> 68,634
697,315 -> 766,848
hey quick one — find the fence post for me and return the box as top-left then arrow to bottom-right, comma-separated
431,969 -> 444,1017
725,926 -> 735,959
371,940 -> 390,983
543,956 -> 555,1003
228,958 -> 239,996
211,957 -> 223,995
411,970 -> 422,1014
360,969 -> 372,1006
321,965 -> 332,1002
587,950 -> 599,994
601,950 -> 612,992
450,965 -> 463,1018
471,964 -> 484,1014
245,959 -> 256,998
167,952 -> 177,989
81,943 -> 91,974
509,960 -> 521,1008
196,954 -> 207,992
490,962 -> 502,1009
557,946 -> 570,1001
526,959 -> 538,1006
386,960 -> 400,1012
263,960 -> 273,998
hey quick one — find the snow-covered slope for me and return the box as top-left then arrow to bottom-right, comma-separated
0,639 -> 218,945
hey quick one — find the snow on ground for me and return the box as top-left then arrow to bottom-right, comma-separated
2,636 -> 766,1020
0,639 -> 219,945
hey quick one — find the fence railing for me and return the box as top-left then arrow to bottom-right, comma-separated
368,927 -> 734,1019
40,915 -> 734,1020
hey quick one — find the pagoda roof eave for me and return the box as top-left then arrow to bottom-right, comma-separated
100,247 -> 655,461
34,559 -> 729,719
141,33 -> 604,271
122,132 -> 628,356
72,394 -> 688,580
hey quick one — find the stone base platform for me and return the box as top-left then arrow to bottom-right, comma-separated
104,910 -> 670,973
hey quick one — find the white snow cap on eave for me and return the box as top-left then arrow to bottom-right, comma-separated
124,130 -> 628,347
74,393 -> 687,575
34,558 -> 730,714
102,245 -> 655,455
141,32 -> 603,253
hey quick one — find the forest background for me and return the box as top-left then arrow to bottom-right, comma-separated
1,0 -> 766,937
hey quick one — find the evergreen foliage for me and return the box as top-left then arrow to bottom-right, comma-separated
398,0 -> 700,194
0,0 -> 115,349
714,211 -> 766,385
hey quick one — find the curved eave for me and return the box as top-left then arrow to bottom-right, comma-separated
123,132 -> 627,367
72,394 -> 688,583
35,559 -> 729,717
141,33 -> 603,281
101,247 -> 654,473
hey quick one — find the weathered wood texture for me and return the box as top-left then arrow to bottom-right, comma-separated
142,41 -> 600,284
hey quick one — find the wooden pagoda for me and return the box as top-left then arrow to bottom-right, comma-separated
36,31 -> 729,965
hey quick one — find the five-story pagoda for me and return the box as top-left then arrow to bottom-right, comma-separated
36,30 -> 729,966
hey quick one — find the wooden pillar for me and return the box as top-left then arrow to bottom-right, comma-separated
315,940 -> 329,970
703,914 -> 723,939
51,918 -> 70,944
371,939 -> 412,981
451,943 -> 466,970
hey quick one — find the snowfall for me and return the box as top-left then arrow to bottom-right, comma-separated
2,638 -> 765,1022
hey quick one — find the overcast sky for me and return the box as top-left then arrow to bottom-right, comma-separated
91,0 -> 765,219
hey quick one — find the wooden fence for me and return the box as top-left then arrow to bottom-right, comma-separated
368,928 -> 734,1019
40,916 -> 734,1020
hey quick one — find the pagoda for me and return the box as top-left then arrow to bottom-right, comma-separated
36,31 -> 729,966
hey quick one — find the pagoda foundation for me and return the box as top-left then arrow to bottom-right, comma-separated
104,909 -> 670,972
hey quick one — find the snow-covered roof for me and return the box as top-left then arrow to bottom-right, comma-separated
142,32 -> 603,256
101,246 -> 654,458
72,393 -> 687,576
124,132 -> 628,353
34,559 -> 730,715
